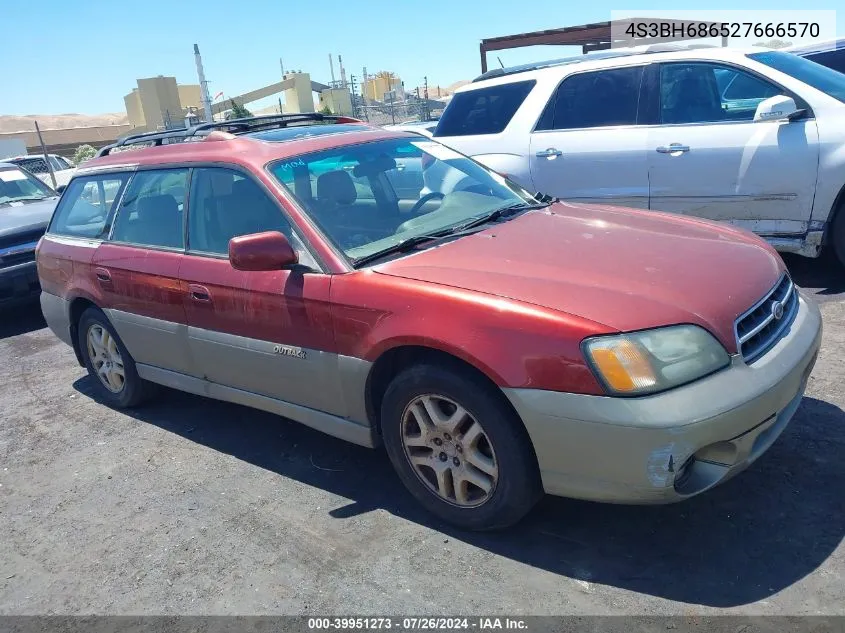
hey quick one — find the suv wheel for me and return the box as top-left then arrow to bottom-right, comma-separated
832,200 -> 845,269
381,363 -> 542,530
78,307 -> 151,408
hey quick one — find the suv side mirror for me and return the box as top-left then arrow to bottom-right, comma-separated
753,95 -> 802,122
56,184 -> 67,194
229,231 -> 298,271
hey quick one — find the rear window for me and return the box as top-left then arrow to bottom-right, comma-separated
434,80 -> 535,137
48,174 -> 130,239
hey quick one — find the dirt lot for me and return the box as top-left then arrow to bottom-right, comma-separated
0,255 -> 843,616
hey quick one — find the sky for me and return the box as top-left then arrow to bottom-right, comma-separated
3,0 -> 844,115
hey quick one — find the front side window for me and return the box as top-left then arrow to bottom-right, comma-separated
0,167 -> 55,205
49,174 -> 130,239
537,66 -> 644,131
49,156 -> 66,171
660,63 -> 785,124
748,50 -> 845,103
111,169 -> 188,249
434,80 -> 535,137
269,138 -> 533,263
187,167 -> 308,260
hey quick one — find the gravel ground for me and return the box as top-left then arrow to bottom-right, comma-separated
0,255 -> 843,616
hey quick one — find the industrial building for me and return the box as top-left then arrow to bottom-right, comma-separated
123,76 -> 204,131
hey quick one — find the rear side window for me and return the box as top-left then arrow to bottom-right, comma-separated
434,80 -> 535,137
536,66 -> 644,131
187,167 -> 301,256
13,157 -> 49,175
49,174 -> 130,239
111,169 -> 189,249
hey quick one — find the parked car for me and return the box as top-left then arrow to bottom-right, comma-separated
0,163 -> 59,307
37,115 -> 821,529
7,154 -> 76,190
788,38 -> 845,75
433,46 -> 845,267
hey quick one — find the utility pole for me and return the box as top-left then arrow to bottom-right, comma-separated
349,74 -> 358,118
423,76 -> 430,121
33,121 -> 57,190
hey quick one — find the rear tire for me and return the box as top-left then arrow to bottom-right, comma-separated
381,363 -> 542,530
77,307 -> 151,408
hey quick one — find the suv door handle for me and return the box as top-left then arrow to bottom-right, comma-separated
188,284 -> 212,302
535,148 -> 563,159
94,268 -> 112,283
656,144 -> 690,154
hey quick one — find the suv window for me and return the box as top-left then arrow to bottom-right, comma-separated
536,66 -> 644,131
13,157 -> 49,175
49,174 -> 130,239
434,80 -> 535,137
660,63 -> 785,124
188,167 -> 301,256
748,50 -> 845,104
111,169 -> 188,249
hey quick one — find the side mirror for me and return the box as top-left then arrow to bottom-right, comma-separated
228,231 -> 298,271
56,184 -> 67,194
753,95 -> 802,122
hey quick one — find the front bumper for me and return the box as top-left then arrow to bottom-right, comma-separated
504,292 -> 822,504
0,261 -> 40,308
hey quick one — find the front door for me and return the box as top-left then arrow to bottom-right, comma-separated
529,65 -> 650,208
93,167 -> 193,374
648,61 -> 819,236
180,166 -> 343,415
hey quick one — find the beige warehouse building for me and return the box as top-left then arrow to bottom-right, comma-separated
124,76 -> 203,131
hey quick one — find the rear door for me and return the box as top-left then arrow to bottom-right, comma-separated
92,167 -> 193,374
180,166 -> 344,415
529,65 -> 650,207
647,61 -> 819,236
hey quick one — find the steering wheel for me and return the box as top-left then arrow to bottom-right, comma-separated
408,191 -> 445,215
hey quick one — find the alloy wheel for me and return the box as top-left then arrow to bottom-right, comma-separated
86,324 -> 126,393
401,394 -> 499,507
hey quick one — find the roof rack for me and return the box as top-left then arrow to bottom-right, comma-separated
97,113 -> 363,157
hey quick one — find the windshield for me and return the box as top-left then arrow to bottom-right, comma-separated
748,51 -> 845,104
269,137 -> 533,263
0,166 -> 56,205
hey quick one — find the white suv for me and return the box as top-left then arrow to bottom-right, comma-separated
433,47 -> 845,266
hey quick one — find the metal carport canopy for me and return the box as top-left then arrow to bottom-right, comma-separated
479,18 -> 727,72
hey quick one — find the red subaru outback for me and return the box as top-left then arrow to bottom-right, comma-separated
37,115 -> 821,529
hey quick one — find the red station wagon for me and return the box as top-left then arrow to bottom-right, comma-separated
37,114 -> 822,529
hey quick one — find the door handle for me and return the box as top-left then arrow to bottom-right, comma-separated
94,267 -> 112,283
188,284 -> 211,302
656,144 -> 690,154
535,148 -> 563,159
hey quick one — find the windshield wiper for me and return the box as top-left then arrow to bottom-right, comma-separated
453,201 -> 549,233
352,229 -> 456,267
0,195 -> 50,205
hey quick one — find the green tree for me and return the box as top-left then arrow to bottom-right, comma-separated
318,104 -> 333,115
225,99 -> 252,120
72,144 -> 97,165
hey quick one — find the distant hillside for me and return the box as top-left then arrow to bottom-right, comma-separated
0,113 -> 129,133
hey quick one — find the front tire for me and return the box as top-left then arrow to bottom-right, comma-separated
381,363 -> 542,530
831,201 -> 845,269
77,307 -> 150,408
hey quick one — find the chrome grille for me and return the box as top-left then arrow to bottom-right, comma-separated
735,274 -> 798,363
0,230 -> 43,270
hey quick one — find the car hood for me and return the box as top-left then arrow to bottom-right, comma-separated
374,202 -> 785,352
0,197 -> 58,240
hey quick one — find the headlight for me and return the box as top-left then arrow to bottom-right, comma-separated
582,325 -> 730,396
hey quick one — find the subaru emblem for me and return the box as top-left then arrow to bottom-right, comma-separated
771,300 -> 785,321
